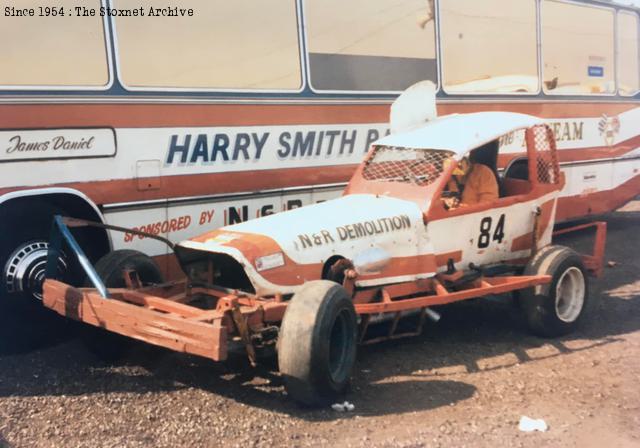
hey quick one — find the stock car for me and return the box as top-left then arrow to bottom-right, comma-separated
42,111 -> 604,405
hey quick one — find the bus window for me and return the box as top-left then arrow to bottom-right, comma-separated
304,0 -> 436,92
440,0 -> 538,95
542,1 -> 615,95
0,0 -> 109,88
114,0 -> 302,90
618,12 -> 640,97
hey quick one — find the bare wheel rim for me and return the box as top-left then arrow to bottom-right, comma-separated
555,266 -> 585,323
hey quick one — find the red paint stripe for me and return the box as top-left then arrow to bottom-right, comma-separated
0,101 -> 637,128
498,134 -> 640,167
0,103 -> 388,128
511,198 -> 556,251
1,154 -> 637,224
188,229 -> 440,287
434,250 -> 462,267
438,102 -> 638,119
556,144 -> 639,163
0,165 -> 356,205
556,173 -> 640,221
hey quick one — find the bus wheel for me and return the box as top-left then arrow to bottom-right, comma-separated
3,240 -> 68,302
83,250 -> 164,362
0,203 -> 72,302
278,280 -> 357,406
521,245 -> 589,337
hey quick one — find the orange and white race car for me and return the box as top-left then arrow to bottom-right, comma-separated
42,110 -> 606,406
178,112 -> 562,295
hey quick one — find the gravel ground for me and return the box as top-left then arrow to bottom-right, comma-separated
0,202 -> 639,448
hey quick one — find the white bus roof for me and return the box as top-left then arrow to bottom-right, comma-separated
375,111 -> 543,156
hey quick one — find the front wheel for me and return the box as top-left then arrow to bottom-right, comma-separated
278,280 -> 358,406
521,245 -> 590,337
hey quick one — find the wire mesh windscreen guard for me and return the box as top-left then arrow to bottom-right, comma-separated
361,146 -> 456,187
528,125 -> 560,184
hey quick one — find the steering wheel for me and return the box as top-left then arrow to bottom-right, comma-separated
441,190 -> 461,199
441,189 -> 461,210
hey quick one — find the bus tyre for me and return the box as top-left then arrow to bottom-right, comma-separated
0,203 -> 69,302
278,280 -> 357,406
521,245 -> 589,337
83,250 -> 164,362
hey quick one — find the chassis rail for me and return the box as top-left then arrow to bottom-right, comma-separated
553,221 -> 607,277
42,215 -> 605,364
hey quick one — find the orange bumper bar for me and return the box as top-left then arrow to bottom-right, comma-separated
43,280 -> 228,361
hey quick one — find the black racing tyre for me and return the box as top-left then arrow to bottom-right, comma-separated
278,280 -> 358,406
91,249 -> 164,288
520,245 -> 590,337
511,245 -> 561,308
83,250 -> 164,362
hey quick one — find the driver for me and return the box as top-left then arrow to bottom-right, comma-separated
444,157 -> 498,208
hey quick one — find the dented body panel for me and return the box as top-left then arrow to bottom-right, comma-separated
178,194 -> 428,294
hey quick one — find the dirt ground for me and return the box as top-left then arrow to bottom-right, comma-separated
0,202 -> 639,448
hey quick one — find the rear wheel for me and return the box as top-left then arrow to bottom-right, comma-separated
521,245 -> 589,337
83,250 -> 164,362
278,280 -> 357,406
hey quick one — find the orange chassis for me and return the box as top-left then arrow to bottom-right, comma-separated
42,217 -> 606,365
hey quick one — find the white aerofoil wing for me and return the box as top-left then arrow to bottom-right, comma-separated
389,80 -> 438,134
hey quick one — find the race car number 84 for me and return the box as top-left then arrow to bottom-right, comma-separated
478,214 -> 506,248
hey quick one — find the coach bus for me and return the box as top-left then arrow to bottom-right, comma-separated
0,0 -> 638,301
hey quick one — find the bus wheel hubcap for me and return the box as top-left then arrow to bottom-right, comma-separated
3,241 -> 67,301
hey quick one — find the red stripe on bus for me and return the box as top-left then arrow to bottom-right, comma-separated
556,173 -> 640,221
0,101 -> 637,128
0,165 -> 357,205
498,134 -> 640,166
1,144 -> 638,207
